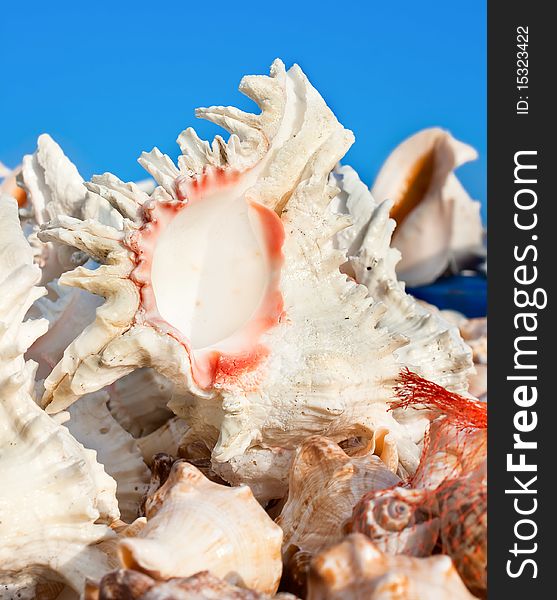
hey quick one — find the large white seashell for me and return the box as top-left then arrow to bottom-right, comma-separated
0,194 -> 119,598
37,60 -> 446,487
66,391 -> 151,521
370,128 -> 483,286
17,135 -> 103,380
307,533 -> 477,600
332,164 -> 474,398
277,437 -> 400,590
117,460 -> 283,594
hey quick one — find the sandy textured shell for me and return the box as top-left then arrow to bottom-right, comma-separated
117,461 -> 283,594
0,195 -> 119,598
108,368 -> 175,437
370,128 -> 483,286
332,164 -> 474,399
66,391 -> 151,521
85,570 -> 299,600
38,60 -> 432,489
277,437 -> 400,590
307,534 -> 477,600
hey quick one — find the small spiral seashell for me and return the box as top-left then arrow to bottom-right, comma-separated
372,494 -> 414,532
349,487 -> 440,557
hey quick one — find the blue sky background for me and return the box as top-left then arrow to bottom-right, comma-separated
0,1 -> 486,221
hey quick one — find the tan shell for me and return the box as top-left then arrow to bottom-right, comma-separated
307,534 -> 477,600
277,437 -> 400,589
348,486 -> 440,557
85,570 -> 299,600
118,461 -> 283,594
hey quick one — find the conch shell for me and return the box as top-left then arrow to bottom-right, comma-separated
38,59 -> 443,486
370,128 -> 483,286
307,534 -> 477,600
0,195 -> 119,597
277,436 -> 400,591
117,460 -> 283,594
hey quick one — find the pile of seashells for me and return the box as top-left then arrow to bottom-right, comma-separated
0,59 -> 487,600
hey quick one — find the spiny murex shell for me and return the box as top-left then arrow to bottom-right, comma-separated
41,61 -> 432,478
0,194 -> 120,598
370,127 -> 483,286
117,460 -> 283,594
331,164 -> 474,398
39,60 -> 473,492
306,533 -> 477,600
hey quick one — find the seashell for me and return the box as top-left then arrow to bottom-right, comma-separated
38,60 -> 444,488
18,134 -> 90,284
458,316 -> 487,400
0,194 -> 119,598
348,486 -> 440,557
350,382 -> 487,594
370,128 -> 484,286
277,437 -> 400,591
438,474 -> 487,597
0,160 -> 26,206
411,418 -> 486,490
118,460 -> 283,594
137,417 -> 190,465
307,533 -> 477,600
16,135 -> 101,380
332,164 -> 474,398
108,368 -> 175,437
211,444 -> 294,505
65,390 -> 151,521
26,276 -> 103,380
85,569 -> 299,600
